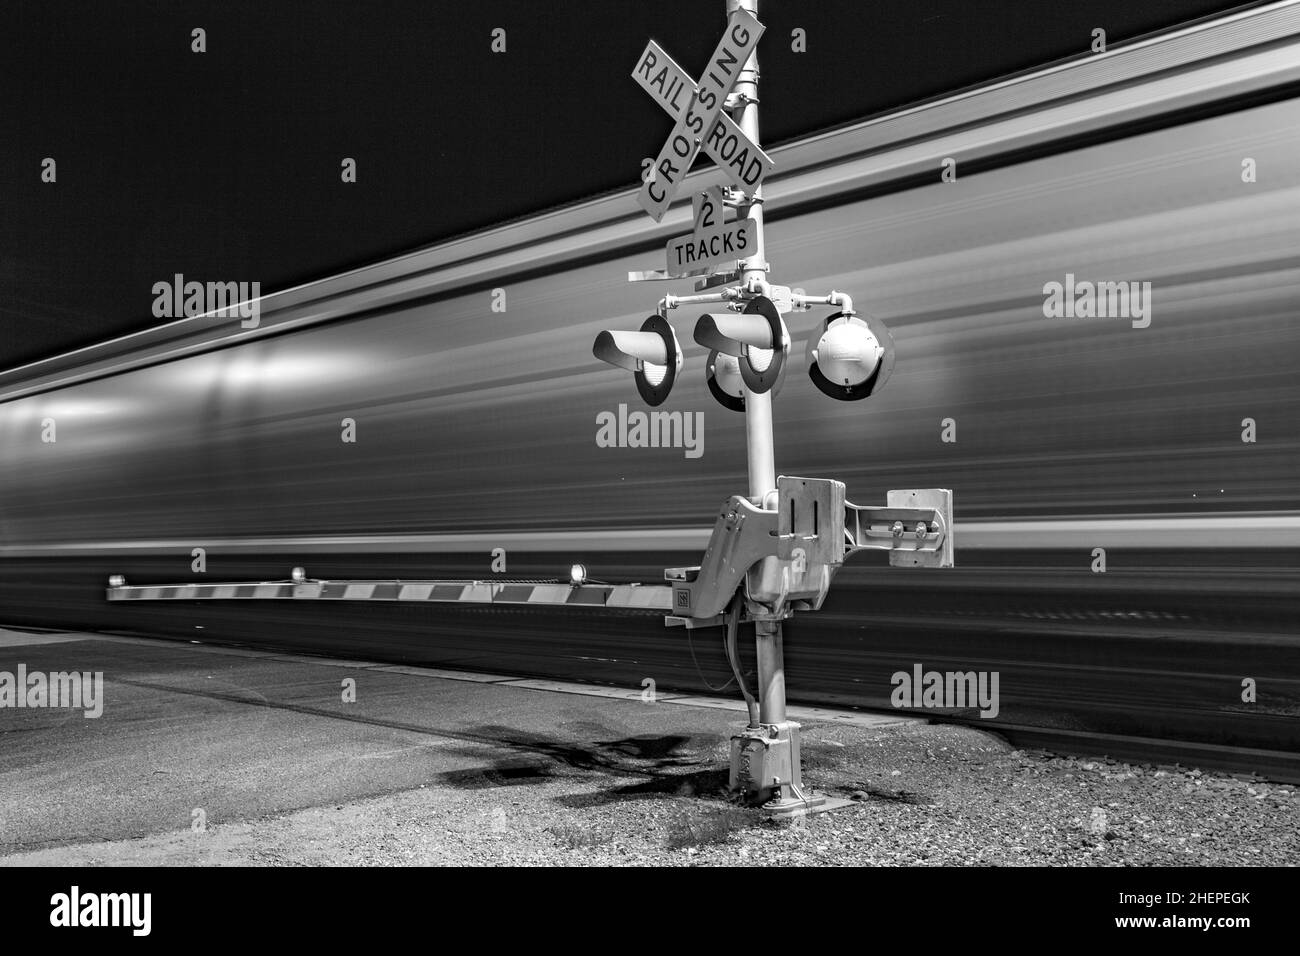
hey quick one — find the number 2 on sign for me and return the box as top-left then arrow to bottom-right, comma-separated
693,186 -> 725,233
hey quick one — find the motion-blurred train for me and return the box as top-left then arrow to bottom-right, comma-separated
2,5 -> 1298,770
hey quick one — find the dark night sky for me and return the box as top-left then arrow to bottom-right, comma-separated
0,0 -> 1255,367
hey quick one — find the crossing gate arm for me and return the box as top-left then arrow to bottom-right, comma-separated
105,577 -> 675,612
103,482 -> 951,621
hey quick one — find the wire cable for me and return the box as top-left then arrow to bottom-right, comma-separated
724,592 -> 759,727
685,620 -> 736,693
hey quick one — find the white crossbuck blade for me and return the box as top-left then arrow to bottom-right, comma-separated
632,38 -> 775,203
635,7 -> 768,220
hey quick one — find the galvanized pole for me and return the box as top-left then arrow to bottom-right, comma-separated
729,0 -> 776,505
729,0 -> 790,746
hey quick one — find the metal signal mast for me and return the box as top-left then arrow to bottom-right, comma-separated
595,0 -> 954,813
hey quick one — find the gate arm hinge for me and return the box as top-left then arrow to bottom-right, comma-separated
665,495 -> 777,620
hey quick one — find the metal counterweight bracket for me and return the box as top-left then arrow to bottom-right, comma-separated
664,477 -> 953,626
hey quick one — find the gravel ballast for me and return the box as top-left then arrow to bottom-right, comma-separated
6,719 -> 1296,866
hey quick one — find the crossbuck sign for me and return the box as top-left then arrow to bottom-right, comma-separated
633,7 -> 772,221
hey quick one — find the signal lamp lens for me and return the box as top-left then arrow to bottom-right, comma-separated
705,351 -> 746,412
641,360 -> 667,387
806,313 -> 896,401
816,321 -> 882,385
745,344 -> 774,373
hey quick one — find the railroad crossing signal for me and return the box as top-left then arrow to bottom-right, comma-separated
605,1 -> 952,816
634,7 -> 767,221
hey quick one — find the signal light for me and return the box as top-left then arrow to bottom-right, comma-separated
569,563 -> 587,586
693,294 -> 788,397
705,351 -> 746,412
805,312 -> 895,401
592,314 -> 683,407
